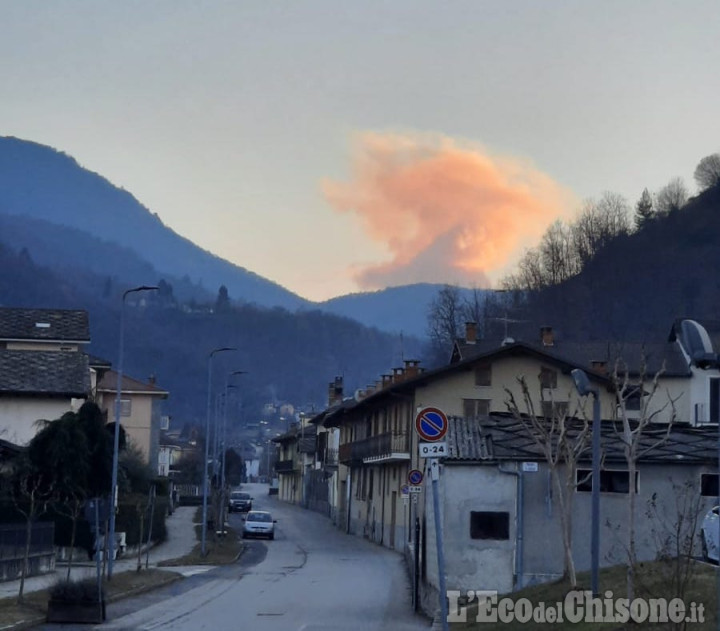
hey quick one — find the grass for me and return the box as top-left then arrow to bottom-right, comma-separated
157,507 -> 244,567
0,568 -> 181,630
453,560 -> 717,630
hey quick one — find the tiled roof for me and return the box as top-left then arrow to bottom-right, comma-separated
0,350 -> 90,396
453,339 -> 690,377
445,413 -> 716,465
0,308 -> 90,342
96,370 -> 168,396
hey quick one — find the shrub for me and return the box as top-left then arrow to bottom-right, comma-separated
49,577 -> 103,603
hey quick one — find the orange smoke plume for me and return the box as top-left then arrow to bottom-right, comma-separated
323,132 -> 577,289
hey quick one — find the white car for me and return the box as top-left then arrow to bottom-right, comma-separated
242,510 -> 277,540
701,506 -> 719,562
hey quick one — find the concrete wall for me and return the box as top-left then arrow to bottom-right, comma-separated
422,460 -> 716,604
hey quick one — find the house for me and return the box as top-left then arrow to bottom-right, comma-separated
95,370 -> 168,467
314,319 -> 720,615
272,420 -> 317,506
0,308 -> 91,443
420,414 -> 717,608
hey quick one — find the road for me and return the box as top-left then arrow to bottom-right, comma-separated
64,483 -> 431,631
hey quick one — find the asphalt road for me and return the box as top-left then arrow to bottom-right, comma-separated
44,483 -> 431,631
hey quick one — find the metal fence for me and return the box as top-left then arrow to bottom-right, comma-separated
0,522 -> 54,560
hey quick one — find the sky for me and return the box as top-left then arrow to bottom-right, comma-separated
2,1 -> 719,302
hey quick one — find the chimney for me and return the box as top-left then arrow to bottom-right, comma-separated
328,376 -> 344,406
392,367 -> 405,383
381,374 -> 393,388
148,374 -> 156,385
365,384 -> 376,396
404,359 -> 421,378
540,326 -> 554,347
590,360 -> 607,374
465,322 -> 477,344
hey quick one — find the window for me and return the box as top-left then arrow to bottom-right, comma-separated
710,378 -> 720,424
701,474 -> 719,497
119,399 -> 132,417
541,401 -> 568,419
463,398 -> 490,419
470,511 -> 509,540
576,469 -> 638,494
474,362 -> 492,387
539,366 -> 558,389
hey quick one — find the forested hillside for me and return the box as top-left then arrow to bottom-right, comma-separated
0,243 -> 422,424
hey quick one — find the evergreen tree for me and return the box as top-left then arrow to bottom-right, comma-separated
634,188 -> 654,230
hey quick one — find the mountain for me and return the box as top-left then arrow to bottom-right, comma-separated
0,240 -> 422,423
318,284 -> 487,338
489,184 -> 720,344
0,136 -> 307,310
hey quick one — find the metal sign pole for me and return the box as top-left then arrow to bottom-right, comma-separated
430,458 -> 449,631
94,499 -> 101,605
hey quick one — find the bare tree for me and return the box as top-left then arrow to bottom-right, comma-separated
693,153 -> 720,191
645,478 -> 705,630
426,284 -> 464,361
572,192 -> 631,266
655,177 -> 688,216
612,356 -> 677,601
11,457 -> 53,603
505,377 -> 590,587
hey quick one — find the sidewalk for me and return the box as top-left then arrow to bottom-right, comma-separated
0,506 -> 198,601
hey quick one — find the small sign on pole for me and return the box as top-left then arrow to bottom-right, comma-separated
408,469 -> 424,485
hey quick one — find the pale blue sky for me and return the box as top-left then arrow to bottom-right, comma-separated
2,1 -> 718,301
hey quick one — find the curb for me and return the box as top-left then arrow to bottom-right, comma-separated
0,571 -> 185,631
0,614 -> 46,631
106,569 -> 185,604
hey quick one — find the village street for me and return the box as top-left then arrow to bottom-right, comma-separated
41,483 -> 431,631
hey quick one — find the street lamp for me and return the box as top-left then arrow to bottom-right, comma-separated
571,368 -> 601,597
218,371 -> 247,528
201,347 -> 236,556
108,285 -> 157,580
220,371 -> 247,489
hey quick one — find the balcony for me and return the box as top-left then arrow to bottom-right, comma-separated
339,432 -> 410,465
275,459 -> 297,474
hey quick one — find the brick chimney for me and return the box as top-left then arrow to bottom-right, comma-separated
381,374 -> 393,388
590,360 -> 607,374
148,374 -> 156,385
540,326 -> 554,347
392,367 -> 405,383
404,359 -> 421,378
465,322 -> 477,344
328,376 -> 344,406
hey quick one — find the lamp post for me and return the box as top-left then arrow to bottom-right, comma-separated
218,371 -> 247,528
108,285 -> 157,580
201,347 -> 236,556
571,368 -> 601,597
221,371 -> 247,489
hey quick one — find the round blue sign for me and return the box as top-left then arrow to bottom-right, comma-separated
414,407 -> 449,442
408,469 -> 424,485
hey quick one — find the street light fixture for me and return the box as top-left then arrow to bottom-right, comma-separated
571,368 -> 601,597
108,285 -> 158,580
201,347 -> 236,556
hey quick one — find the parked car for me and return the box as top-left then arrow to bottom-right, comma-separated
228,491 -> 253,513
242,510 -> 277,540
701,506 -> 719,562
